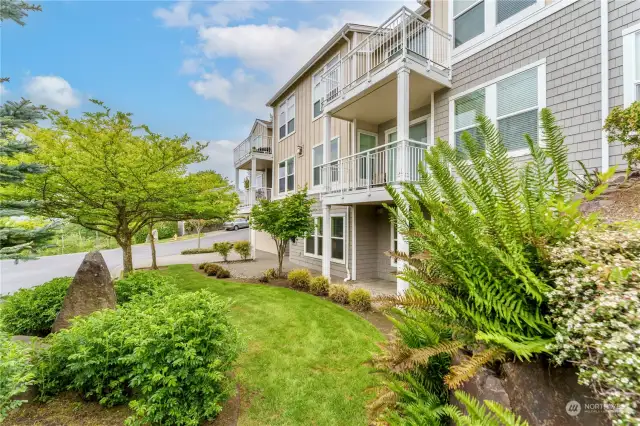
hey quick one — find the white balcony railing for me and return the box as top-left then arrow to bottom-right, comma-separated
322,6 -> 451,106
320,140 -> 432,194
237,187 -> 272,211
233,136 -> 273,167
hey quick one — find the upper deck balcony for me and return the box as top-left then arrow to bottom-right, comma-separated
233,135 -> 273,170
321,7 -> 451,124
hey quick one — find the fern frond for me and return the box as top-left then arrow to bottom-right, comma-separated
475,331 -> 552,361
540,108 -> 574,198
394,340 -> 465,372
485,400 -> 530,426
445,347 -> 507,389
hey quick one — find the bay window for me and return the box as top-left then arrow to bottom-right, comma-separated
278,95 -> 296,139
278,157 -> 294,193
452,62 -> 545,156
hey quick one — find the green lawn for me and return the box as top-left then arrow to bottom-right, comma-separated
163,265 -> 384,426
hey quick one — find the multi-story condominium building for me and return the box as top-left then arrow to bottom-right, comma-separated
233,0 -> 640,293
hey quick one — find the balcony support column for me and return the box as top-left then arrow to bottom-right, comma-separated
235,168 -> 240,192
322,204 -> 332,278
396,208 -> 410,295
396,66 -> 410,182
323,114 -> 332,188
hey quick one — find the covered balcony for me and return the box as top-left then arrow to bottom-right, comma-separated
233,135 -> 273,170
321,6 -> 451,125
319,139 -> 432,204
236,187 -> 272,215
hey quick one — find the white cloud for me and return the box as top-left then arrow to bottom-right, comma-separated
188,139 -> 246,183
154,0 -> 268,28
189,68 -> 271,114
180,58 -> 202,75
189,71 -> 232,104
24,76 -> 81,110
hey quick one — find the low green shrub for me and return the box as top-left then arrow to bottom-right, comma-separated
0,332 -> 34,421
548,224 -> 640,425
35,291 -> 241,425
0,277 -> 72,336
198,262 -> 209,269
204,263 -> 222,277
114,271 -> 176,304
264,268 -> 277,279
216,267 -> 231,279
328,284 -> 350,304
233,241 -> 251,261
309,276 -> 330,296
348,288 -> 372,311
182,248 -> 215,255
212,242 -> 234,262
288,269 -> 311,290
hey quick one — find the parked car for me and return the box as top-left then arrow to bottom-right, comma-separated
224,218 -> 249,231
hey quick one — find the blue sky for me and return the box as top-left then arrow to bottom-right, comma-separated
2,0 -> 414,181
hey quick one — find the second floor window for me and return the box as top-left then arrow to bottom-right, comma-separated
278,95 -> 296,140
312,55 -> 340,119
312,137 -> 339,187
454,88 -> 485,154
278,157 -> 294,193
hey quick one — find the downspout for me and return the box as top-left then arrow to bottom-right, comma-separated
600,0 -> 610,172
344,206 -> 352,282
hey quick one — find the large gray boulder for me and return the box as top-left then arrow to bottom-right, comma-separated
52,251 -> 116,332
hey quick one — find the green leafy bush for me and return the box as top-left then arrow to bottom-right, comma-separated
182,248 -> 215,255
114,271 -> 176,304
0,332 -> 34,421
35,290 -> 241,425
348,288 -> 371,311
216,267 -> 231,279
604,101 -> 640,171
212,242 -> 234,262
204,263 -> 222,277
155,221 -> 179,240
199,262 -> 210,269
548,224 -> 640,425
288,269 -> 311,290
233,240 -> 251,261
0,277 -> 72,336
328,284 -> 349,304
309,276 -> 330,296
264,268 -> 277,279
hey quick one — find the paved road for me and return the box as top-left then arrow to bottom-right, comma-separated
0,229 -> 249,295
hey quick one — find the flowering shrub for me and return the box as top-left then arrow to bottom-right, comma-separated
548,224 -> 640,425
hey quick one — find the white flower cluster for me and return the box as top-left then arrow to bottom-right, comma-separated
548,224 -> 640,425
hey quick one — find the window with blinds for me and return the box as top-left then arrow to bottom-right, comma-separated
497,67 -> 538,152
497,0 -> 536,24
454,0 -> 484,48
454,89 -> 485,153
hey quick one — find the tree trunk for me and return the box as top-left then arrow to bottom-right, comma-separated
276,239 -> 284,278
121,235 -> 134,275
149,223 -> 158,270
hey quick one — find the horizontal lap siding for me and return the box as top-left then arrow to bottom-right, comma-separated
608,0 -> 640,169
435,0 -> 604,172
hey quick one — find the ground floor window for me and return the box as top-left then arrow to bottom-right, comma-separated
331,216 -> 344,262
305,216 -> 323,257
390,223 -> 398,266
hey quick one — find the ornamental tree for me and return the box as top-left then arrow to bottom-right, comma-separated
250,189 -> 313,277
604,101 -> 640,172
21,100 -> 211,273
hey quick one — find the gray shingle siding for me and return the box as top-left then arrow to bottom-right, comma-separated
435,0 -> 605,172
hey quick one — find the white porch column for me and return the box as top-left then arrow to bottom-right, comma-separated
323,114 -> 332,187
322,204 -> 332,278
396,66 -> 410,182
250,157 -> 257,205
396,208 -> 410,295
235,168 -> 240,192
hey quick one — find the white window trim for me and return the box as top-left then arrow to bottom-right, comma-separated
623,25 -> 640,107
385,115 -> 431,143
448,59 -> 546,157
451,0 -> 577,65
329,214 -> 346,264
304,215 -> 323,260
278,94 -> 296,141
312,53 -> 341,122
278,156 -> 295,195
357,129 -> 379,151
311,136 -> 340,189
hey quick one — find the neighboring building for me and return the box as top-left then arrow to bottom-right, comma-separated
236,0 -> 640,293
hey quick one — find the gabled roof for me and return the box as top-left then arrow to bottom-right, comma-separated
255,118 -> 272,128
266,23 -> 377,107
249,118 -> 272,136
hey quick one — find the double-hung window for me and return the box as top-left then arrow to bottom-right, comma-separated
453,0 -> 537,49
305,217 -> 323,257
453,89 -> 485,154
278,157 -> 294,194
331,216 -> 345,262
312,137 -> 339,187
278,95 -> 296,139
451,63 -> 544,156
312,55 -> 340,119
623,28 -> 640,106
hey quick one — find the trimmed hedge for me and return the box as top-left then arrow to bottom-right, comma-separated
35,290 -> 241,425
309,276 -> 330,296
348,288 -> 372,311
181,248 -> 215,255
288,269 -> 311,290
0,277 -> 72,336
